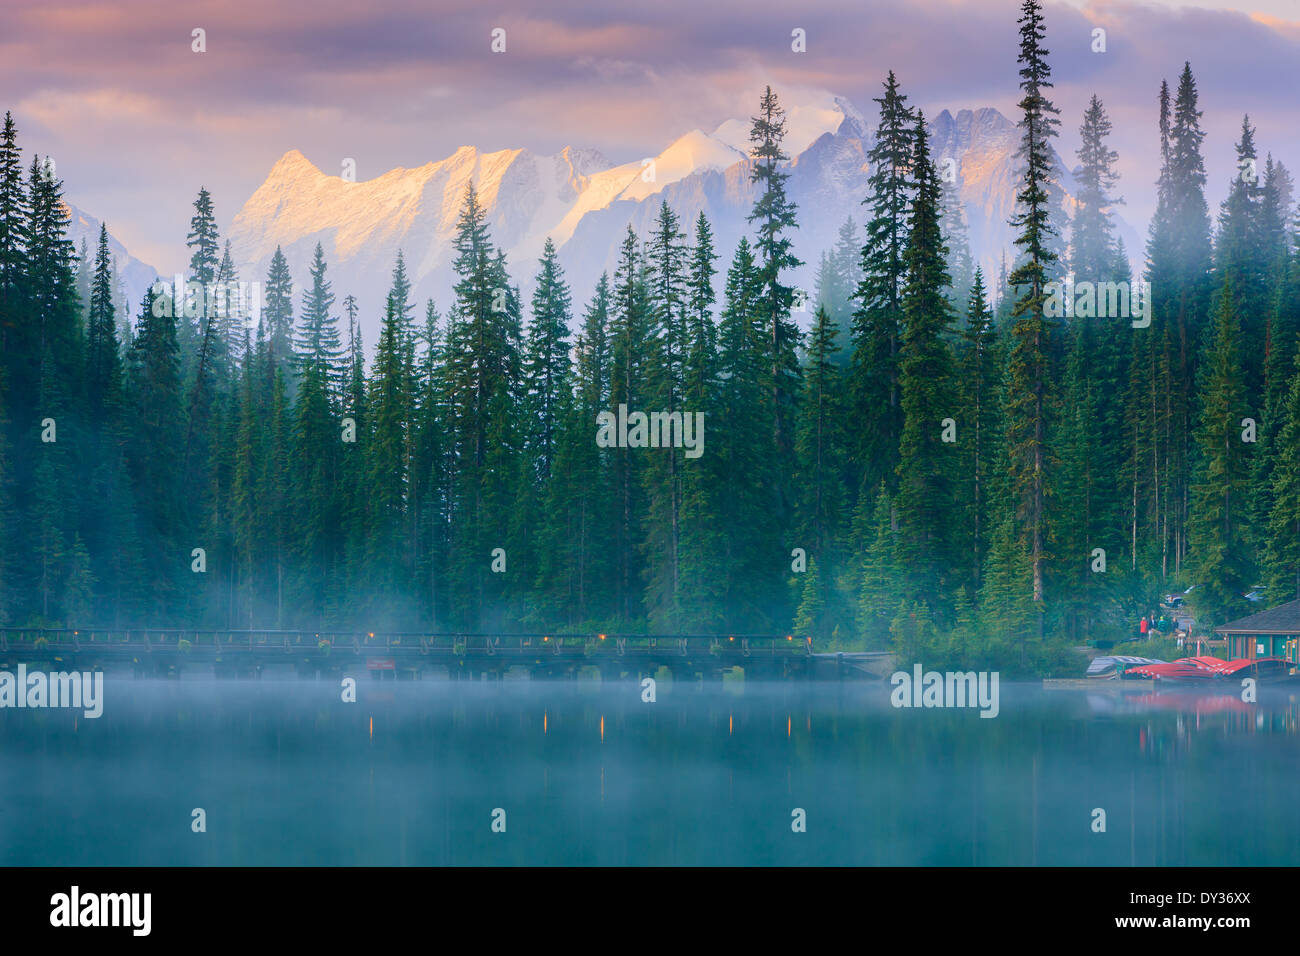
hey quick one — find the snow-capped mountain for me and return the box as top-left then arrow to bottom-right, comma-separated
226,92 -> 1139,345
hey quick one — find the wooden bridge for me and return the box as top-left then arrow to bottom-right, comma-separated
0,628 -> 886,680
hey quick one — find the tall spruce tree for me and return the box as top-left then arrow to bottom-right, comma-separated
893,113 -> 959,609
1003,0 -> 1061,641
641,201 -> 690,627
85,224 -> 122,419
747,86 -> 803,525
1187,277 -> 1252,625
606,225 -> 650,623
261,246 -> 295,375
852,71 -> 915,499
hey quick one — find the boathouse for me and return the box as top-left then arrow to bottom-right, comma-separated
1213,599 -> 1300,664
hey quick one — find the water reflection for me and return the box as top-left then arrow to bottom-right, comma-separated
1,678 -> 1297,866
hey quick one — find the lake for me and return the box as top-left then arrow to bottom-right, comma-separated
2,675 -> 1297,865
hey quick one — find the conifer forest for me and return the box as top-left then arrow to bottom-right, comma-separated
2,0 -> 1298,677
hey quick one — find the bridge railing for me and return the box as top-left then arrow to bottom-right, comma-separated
0,628 -> 814,655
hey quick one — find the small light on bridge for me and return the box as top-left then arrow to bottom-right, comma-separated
728,636 -> 733,641
599,634 -> 606,640
368,632 -> 374,638
543,635 -> 550,642
786,635 -> 793,641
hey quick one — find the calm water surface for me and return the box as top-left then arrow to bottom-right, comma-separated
2,676 -> 1297,865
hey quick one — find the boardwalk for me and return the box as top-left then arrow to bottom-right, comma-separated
0,628 -> 886,680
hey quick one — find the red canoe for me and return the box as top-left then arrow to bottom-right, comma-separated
1122,656 -> 1226,681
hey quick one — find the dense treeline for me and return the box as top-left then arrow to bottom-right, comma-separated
1,0 -> 1298,672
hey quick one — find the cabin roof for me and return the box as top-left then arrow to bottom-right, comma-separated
1213,598 -> 1300,635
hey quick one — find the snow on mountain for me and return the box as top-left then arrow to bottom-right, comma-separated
229,143 -> 618,330
226,91 -> 1138,346
713,92 -> 868,157
617,129 -> 745,203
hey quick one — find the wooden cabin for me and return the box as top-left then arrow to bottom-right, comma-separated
1213,599 -> 1300,664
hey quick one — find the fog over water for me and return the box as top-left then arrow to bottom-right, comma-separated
2,677 -> 1297,866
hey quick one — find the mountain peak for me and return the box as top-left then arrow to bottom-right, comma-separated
712,90 -> 865,157
617,129 -> 744,202
268,149 -> 323,180
227,93 -> 1135,351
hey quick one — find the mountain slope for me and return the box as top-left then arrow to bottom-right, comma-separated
227,93 -> 1140,345
64,202 -> 159,317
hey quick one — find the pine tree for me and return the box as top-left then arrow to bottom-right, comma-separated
1187,277 -> 1252,625
959,270 -> 997,590
517,238 -> 573,607
85,224 -> 122,419
212,240 -> 242,378
851,71 -> 915,499
522,237 -> 572,481
1003,0 -> 1061,642
606,225 -> 650,624
186,187 -> 220,286
0,112 -> 28,378
1264,338 -> 1300,601
1068,95 -> 1129,578
1155,63 -> 1214,578
292,325 -> 340,627
366,263 -> 416,616
893,113 -> 959,607
181,186 -> 220,379
684,212 -> 719,408
747,86 -> 803,523
1215,115 -> 1269,403
445,185 -> 521,626
538,273 -> 615,624
1070,95 -> 1121,280
126,286 -> 185,622
938,176 -> 975,313
27,153 -> 82,389
677,213 -> 724,630
794,305 -> 846,560
641,201 -> 690,627
230,342 -> 262,626
818,218 -> 862,362
180,188 -> 226,503
295,243 -> 344,382
409,299 -> 448,627
858,485 -> 902,646
793,555 -> 829,642
259,368 -> 291,627
261,246 -> 295,375
710,238 -> 777,629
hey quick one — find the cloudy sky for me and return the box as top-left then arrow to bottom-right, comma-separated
2,0 -> 1297,273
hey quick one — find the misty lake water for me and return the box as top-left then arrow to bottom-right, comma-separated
2,675 -> 1298,866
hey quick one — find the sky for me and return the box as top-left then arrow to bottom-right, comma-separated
1,0 -> 1297,273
